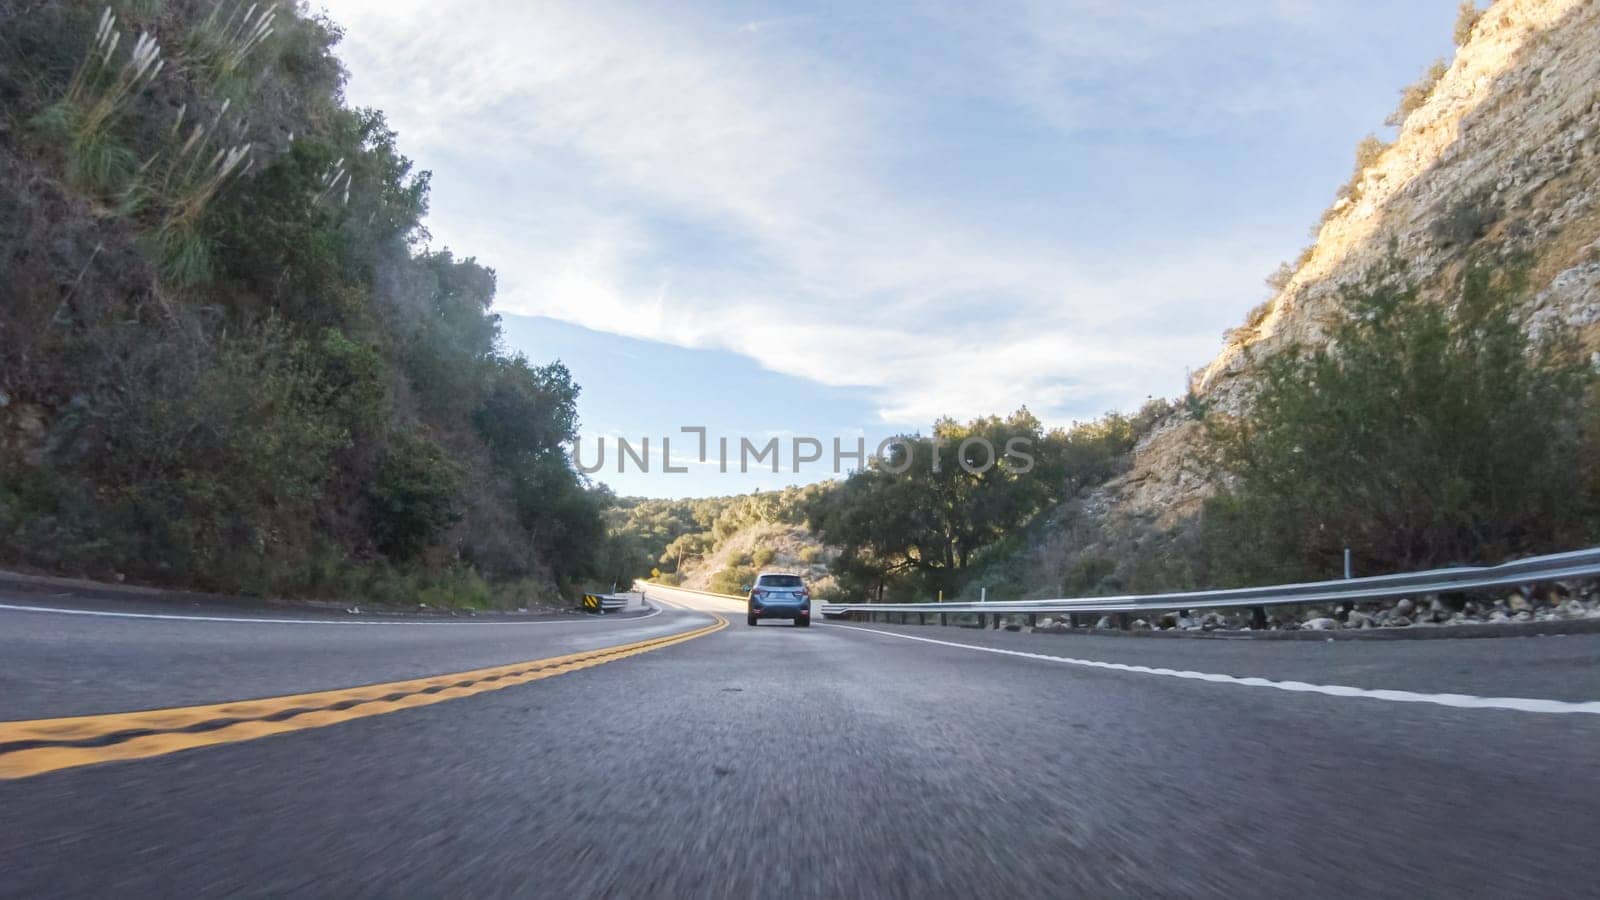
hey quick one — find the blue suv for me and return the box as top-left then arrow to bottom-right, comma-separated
746,573 -> 811,627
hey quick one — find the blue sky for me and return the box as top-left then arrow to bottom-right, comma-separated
321,0 -> 1465,497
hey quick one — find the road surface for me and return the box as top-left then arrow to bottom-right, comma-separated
2,581 -> 1597,897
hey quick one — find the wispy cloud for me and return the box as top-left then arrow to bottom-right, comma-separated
321,0 -> 1452,426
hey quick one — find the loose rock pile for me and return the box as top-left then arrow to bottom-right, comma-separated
1028,581 -> 1600,633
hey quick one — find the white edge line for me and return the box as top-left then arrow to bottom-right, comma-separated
0,602 -> 661,627
820,622 -> 1600,716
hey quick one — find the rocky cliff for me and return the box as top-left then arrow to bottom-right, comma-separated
1029,0 -> 1600,592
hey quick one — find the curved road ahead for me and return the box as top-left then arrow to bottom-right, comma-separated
2,582 -> 1598,897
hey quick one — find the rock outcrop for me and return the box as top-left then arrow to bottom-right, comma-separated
1010,0 -> 1600,595
1099,0 -> 1600,545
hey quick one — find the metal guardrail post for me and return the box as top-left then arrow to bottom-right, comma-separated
1338,548 -> 1356,622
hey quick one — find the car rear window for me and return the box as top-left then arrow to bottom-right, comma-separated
757,574 -> 803,587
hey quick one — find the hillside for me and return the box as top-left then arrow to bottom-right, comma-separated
999,0 -> 1600,596
6,1 -> 1594,611
601,486 -> 834,595
0,1 -> 604,607
675,522 -> 833,594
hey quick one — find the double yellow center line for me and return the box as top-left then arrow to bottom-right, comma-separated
0,614 -> 725,780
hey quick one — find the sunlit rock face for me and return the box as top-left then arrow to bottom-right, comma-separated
1125,0 -> 1600,519
1019,0 -> 1600,590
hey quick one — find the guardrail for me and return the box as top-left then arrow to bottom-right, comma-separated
816,546 -> 1600,629
581,593 -> 631,614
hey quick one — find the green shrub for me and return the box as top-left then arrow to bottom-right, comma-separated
1063,556 -> 1119,596
214,138 -> 374,324
709,565 -> 756,595
368,431 -> 462,560
307,328 -> 386,435
272,8 -> 344,88
471,354 -> 579,459
415,566 -> 493,610
1203,262 -> 1598,584
0,0 -> 605,609
806,408 -> 1132,600
0,462 -> 113,575
205,325 -> 352,508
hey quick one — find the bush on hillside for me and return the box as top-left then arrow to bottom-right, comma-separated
1062,556 -> 1120,597
0,1 -> 604,605
710,565 -> 757,595
368,431 -> 462,561
1454,1 -> 1485,46
1202,262 -> 1599,585
1386,59 -> 1450,127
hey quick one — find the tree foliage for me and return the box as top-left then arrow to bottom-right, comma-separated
805,409 -> 1139,600
1202,263 -> 1599,584
0,1 -> 604,606
595,484 -> 828,587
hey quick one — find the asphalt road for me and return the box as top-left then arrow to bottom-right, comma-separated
2,582 -> 1598,897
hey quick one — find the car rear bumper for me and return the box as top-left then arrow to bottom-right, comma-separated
750,604 -> 809,620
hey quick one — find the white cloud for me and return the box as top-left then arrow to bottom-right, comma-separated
321,0 -> 1289,426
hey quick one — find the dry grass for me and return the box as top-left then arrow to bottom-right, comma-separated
135,100 -> 253,282
45,7 -> 165,193
187,1 -> 278,84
